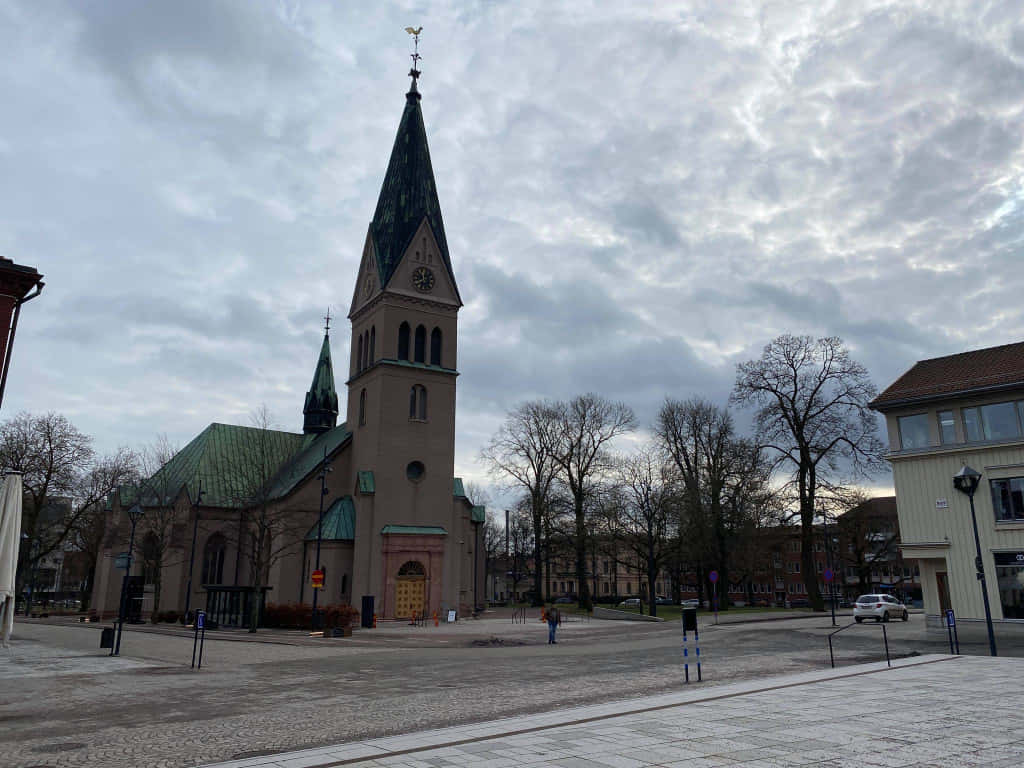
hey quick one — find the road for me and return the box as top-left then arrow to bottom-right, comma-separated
0,611 -> 1011,768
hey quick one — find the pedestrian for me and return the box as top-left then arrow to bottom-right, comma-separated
547,604 -> 560,644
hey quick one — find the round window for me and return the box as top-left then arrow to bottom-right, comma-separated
406,461 -> 425,482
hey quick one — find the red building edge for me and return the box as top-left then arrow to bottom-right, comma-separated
0,256 -> 44,409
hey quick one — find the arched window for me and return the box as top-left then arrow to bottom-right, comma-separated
202,533 -> 226,585
398,560 -> 426,576
430,327 -> 442,366
359,388 -> 366,426
414,325 -> 426,363
398,322 -> 410,361
369,326 -> 375,365
141,531 -> 160,585
362,331 -> 369,371
356,334 -> 363,373
409,385 -> 427,420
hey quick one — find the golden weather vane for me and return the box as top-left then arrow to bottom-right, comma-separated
405,26 -> 423,84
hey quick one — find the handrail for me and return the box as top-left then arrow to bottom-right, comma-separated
511,607 -> 527,624
828,621 -> 890,669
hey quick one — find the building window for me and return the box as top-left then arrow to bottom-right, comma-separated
430,327 -> 442,366
938,410 -> 956,444
603,582 -> 609,594
898,413 -> 930,449
409,385 -> 427,420
406,461 -> 425,482
359,389 -> 366,426
414,325 -> 426,363
202,533 -> 226,585
991,477 -> 1024,522
398,322 -> 410,361
369,326 -> 375,365
357,334 -> 364,373
994,552 -> 1024,619
963,402 -> 1022,442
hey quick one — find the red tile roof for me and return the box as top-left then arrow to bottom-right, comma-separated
870,341 -> 1024,410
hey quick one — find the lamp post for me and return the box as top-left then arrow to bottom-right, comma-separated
112,504 -> 145,657
184,480 -> 204,625
953,465 -> 997,657
823,512 -> 836,627
311,449 -> 330,633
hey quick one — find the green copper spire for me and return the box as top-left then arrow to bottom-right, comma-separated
368,78 -> 459,300
303,328 -> 338,435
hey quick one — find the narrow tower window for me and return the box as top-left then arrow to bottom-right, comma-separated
409,386 -> 417,419
409,385 -> 427,421
418,386 -> 427,420
398,322 -> 410,361
359,388 -> 366,426
357,334 -> 364,373
414,325 -> 426,363
362,331 -> 369,371
430,327 -> 442,366
369,326 -> 375,365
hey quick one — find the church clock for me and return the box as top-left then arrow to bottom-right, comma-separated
411,266 -> 435,293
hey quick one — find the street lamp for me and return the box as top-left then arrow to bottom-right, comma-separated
953,465 -> 997,657
311,448 -> 330,633
184,480 -> 204,625
112,504 -> 145,657
823,512 -> 836,627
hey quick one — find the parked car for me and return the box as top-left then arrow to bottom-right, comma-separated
618,598 -> 641,608
553,596 -> 574,604
854,594 -> 908,623
680,599 -> 700,609
655,596 -> 674,605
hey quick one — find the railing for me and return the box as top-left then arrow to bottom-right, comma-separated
828,621 -> 890,669
511,607 -> 527,624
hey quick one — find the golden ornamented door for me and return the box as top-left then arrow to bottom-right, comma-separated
395,576 -> 425,618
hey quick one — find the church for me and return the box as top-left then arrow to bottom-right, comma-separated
91,66 -> 486,626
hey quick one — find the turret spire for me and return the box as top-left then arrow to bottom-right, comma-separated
303,328 -> 338,435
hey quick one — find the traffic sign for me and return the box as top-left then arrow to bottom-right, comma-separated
196,610 -> 205,630
311,569 -> 324,589
708,571 -> 718,583
945,609 -> 955,627
114,552 -> 130,570
823,568 -> 834,583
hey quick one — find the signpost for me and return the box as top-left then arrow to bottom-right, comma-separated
191,610 -> 207,669
311,569 -> 324,590
824,567 -> 836,627
945,608 -> 959,654
709,571 -> 719,625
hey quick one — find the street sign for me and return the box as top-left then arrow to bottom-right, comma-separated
114,552 -> 130,570
708,571 -> 718,583
945,609 -> 955,627
197,610 -> 205,630
311,569 -> 324,589
823,568 -> 834,583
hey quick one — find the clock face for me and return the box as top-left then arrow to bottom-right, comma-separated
411,266 -> 435,293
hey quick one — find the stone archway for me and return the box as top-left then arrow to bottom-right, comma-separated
394,560 -> 426,618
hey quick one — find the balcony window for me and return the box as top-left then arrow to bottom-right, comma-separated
938,410 -> 956,444
991,477 -> 1024,522
898,413 -> 930,449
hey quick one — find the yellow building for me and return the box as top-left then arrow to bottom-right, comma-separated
871,341 -> 1024,633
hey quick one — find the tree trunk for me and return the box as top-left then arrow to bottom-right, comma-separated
531,497 -> 544,607
574,496 -> 591,610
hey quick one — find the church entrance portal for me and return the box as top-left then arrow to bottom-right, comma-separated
395,560 -> 426,618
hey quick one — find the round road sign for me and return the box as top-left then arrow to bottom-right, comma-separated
823,568 -> 834,583
708,570 -> 719,583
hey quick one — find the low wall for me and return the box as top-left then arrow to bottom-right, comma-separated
592,606 -> 665,622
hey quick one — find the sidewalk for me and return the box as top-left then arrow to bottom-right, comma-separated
200,654 -> 1024,768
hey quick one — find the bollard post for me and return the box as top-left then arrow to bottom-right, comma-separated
952,622 -> 960,654
682,619 -> 689,683
196,610 -> 207,670
882,624 -> 890,668
373,613 -> 377,628
947,622 -> 954,655
695,624 -> 702,681
191,619 -> 200,669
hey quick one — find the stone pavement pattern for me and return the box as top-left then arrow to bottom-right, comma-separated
204,655 -> 1024,768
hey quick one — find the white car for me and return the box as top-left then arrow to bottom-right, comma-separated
680,599 -> 700,609
853,594 -> 908,623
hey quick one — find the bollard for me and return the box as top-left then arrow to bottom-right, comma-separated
433,611 -> 438,627
372,613 -> 377,628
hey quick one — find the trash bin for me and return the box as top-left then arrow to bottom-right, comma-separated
100,627 -> 115,649
682,607 -> 698,632
361,595 -> 374,628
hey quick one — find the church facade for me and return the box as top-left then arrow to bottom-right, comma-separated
91,74 -> 485,625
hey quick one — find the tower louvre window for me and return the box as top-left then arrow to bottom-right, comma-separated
398,322 -> 410,361
430,327 -> 441,366
357,334 -> 364,373
369,326 -> 375,365
359,388 -> 366,426
409,385 -> 427,421
414,325 -> 426,363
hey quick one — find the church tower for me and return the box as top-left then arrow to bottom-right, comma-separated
302,326 -> 339,435
346,58 -> 464,618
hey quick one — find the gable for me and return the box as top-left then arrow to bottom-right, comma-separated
348,229 -> 382,318
384,218 -> 461,306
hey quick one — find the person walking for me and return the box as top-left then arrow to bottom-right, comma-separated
547,604 -> 560,644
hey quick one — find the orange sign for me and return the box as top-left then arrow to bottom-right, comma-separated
311,569 -> 324,589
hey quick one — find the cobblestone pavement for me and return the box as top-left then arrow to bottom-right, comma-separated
1,614 -> 1016,768
203,655 -> 1024,768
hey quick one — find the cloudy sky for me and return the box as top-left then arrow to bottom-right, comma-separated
3,1 -> 1023,497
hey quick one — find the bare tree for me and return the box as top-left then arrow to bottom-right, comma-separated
833,492 -> 902,597
481,400 -> 560,606
218,407 -> 304,632
609,446 -> 677,617
135,435 -> 182,620
732,335 -> 885,610
0,412 -> 137,592
550,394 -> 636,611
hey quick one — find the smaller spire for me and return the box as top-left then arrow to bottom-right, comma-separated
405,25 -> 423,98
303,330 -> 339,435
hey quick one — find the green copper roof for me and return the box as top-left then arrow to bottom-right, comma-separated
303,332 -> 339,434
381,525 -> 447,536
357,470 -> 375,494
269,424 -> 351,499
304,495 -> 356,541
453,477 -> 466,498
370,90 -> 460,301
471,505 -> 486,523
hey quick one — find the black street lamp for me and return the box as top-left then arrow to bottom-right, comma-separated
184,480 -> 204,625
953,465 -> 998,657
823,512 -> 837,627
112,504 -> 145,657
311,449 -> 330,633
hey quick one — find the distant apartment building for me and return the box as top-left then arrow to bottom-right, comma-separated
871,341 -> 1024,630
